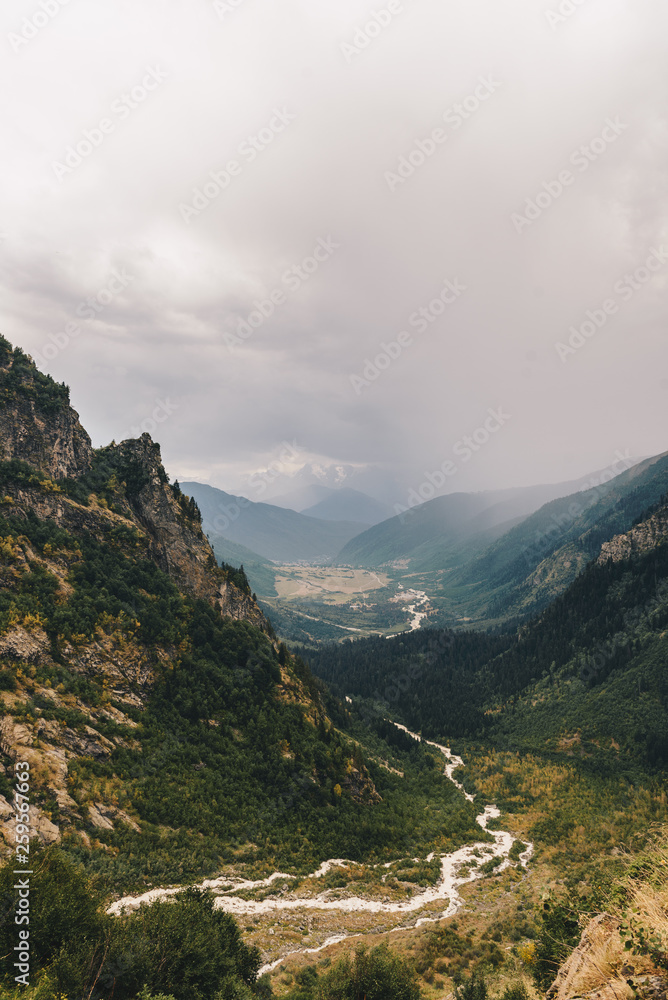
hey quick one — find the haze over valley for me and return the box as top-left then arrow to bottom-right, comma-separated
2,2 -> 668,999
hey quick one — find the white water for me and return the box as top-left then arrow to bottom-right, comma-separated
387,588 -> 430,636
108,725 -> 532,975
406,590 -> 429,631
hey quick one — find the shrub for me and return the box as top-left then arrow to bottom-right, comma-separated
285,943 -> 421,1000
0,849 -> 263,1000
499,983 -> 530,1000
454,969 -> 488,1000
532,896 -> 580,990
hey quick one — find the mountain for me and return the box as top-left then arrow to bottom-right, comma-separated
181,481 -> 367,563
330,455 -> 668,631
336,477 -> 608,570
0,337 -> 482,895
310,488 -> 668,770
253,482 -> 393,525
301,487 -> 393,525
270,483 -> 393,525
450,449 -> 668,623
268,483 -> 337,512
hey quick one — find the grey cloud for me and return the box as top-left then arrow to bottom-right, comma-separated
0,0 -> 666,501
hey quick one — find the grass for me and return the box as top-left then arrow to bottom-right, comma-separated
262,746 -> 668,998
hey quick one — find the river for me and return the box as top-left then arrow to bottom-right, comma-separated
108,725 -> 533,975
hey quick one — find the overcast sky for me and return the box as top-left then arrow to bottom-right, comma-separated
1,0 -> 667,504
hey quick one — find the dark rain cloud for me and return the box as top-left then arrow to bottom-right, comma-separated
1,0 -> 667,502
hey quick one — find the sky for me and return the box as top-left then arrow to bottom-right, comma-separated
1,0 -> 667,506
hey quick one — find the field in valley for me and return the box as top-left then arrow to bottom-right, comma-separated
260,565 -> 433,642
273,567 -> 391,603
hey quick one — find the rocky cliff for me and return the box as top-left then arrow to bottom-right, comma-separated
598,502 -> 668,565
0,337 -> 377,865
0,337 -> 93,478
96,435 -> 271,633
0,335 -> 271,635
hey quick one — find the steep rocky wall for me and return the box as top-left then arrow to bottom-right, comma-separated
217,578 -> 272,633
0,343 -> 93,479
598,504 -> 668,565
111,436 -> 274,635
111,435 -> 220,599
0,436 -> 274,637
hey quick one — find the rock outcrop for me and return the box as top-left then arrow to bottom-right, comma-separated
107,435 -> 224,601
598,503 -> 668,565
0,352 -> 274,636
0,337 -> 342,858
0,338 -> 93,479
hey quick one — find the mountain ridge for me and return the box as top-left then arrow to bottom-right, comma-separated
182,480 -> 368,563
0,337 -> 485,909
0,337 -> 378,865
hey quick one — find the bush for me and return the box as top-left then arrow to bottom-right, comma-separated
0,666 -> 17,690
532,896 -> 581,990
454,970 -> 488,1000
0,848 -> 264,1000
285,943 -> 421,1000
499,983 -> 530,1000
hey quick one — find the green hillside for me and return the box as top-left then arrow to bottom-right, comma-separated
182,482 -> 367,563
310,495 -> 668,773
449,451 -> 668,622
333,453 -> 668,634
207,533 -> 279,597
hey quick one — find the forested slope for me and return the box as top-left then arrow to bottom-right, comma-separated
0,337 -> 482,896
309,494 -> 668,772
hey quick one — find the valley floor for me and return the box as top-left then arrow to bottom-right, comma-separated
259,565 -> 445,643
103,723 -> 668,999
109,726 -> 534,991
